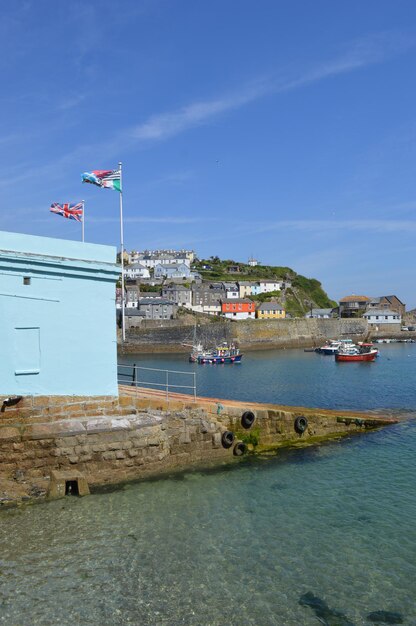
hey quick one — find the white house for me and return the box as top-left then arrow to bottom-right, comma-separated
363,309 -> 401,326
124,262 -> 150,280
154,262 -> 191,279
129,249 -> 193,268
258,279 -> 283,294
222,282 -> 239,298
191,301 -> 222,316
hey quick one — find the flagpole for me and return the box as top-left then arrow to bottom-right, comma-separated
119,162 -> 126,342
82,199 -> 85,242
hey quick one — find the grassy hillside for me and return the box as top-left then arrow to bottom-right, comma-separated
194,258 -> 336,317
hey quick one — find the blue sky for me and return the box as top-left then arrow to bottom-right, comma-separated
1,1 -> 416,307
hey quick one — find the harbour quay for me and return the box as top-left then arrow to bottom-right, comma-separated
0,389 -> 398,507
0,229 -> 399,507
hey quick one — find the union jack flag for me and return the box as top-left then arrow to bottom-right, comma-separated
50,202 -> 83,222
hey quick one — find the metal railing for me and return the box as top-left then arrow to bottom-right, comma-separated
118,364 -> 197,402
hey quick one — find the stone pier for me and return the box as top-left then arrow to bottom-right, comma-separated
0,390 -> 398,507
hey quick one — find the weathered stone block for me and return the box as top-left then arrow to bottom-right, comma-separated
115,451 -> 126,460
35,450 -> 49,459
118,396 -> 135,408
0,427 -> 21,443
23,421 -> 86,440
55,436 -> 79,447
59,447 -> 75,456
21,450 -> 36,460
133,438 -> 147,448
108,442 -> 123,451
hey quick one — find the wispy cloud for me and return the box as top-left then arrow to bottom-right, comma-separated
132,32 -> 414,143
132,82 -> 267,141
0,132 -> 28,146
0,31 -> 412,191
58,94 -> 86,111
87,216 -> 207,224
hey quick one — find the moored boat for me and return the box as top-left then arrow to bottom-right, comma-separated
335,343 -> 378,362
318,339 -> 355,355
190,342 -> 243,364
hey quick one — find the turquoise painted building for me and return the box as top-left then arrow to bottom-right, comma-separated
0,231 -> 119,396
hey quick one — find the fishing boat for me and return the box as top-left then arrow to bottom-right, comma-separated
335,343 -> 378,362
190,342 -> 243,364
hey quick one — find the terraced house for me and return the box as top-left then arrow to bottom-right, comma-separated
256,302 -> 286,319
221,298 -> 256,320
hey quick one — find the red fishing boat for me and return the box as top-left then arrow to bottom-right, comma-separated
335,343 -> 378,362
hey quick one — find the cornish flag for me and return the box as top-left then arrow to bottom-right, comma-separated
81,169 -> 121,192
50,202 -> 83,222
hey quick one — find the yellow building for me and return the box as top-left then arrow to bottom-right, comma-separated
256,301 -> 286,319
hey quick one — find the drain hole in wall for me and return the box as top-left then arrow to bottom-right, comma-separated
65,480 -> 80,496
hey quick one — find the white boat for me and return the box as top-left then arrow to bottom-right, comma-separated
318,339 -> 355,355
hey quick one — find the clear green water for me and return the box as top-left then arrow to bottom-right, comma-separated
1,346 -> 415,624
1,420 -> 415,625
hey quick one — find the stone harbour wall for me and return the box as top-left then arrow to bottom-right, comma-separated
121,318 -> 369,353
0,392 -> 397,507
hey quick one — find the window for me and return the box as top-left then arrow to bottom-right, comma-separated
23,277 -> 31,285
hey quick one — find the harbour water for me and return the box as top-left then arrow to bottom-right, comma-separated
1,345 -> 415,625
120,343 -> 416,413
